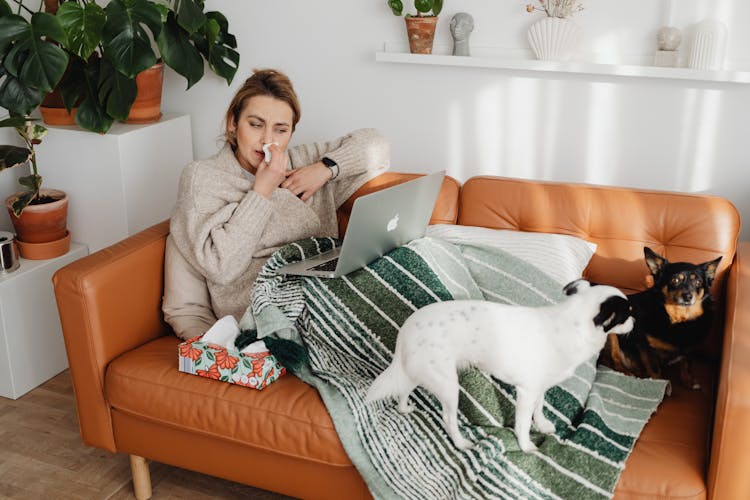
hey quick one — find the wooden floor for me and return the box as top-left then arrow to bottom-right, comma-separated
0,370 -> 294,499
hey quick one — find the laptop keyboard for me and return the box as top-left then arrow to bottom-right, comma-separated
308,258 -> 339,272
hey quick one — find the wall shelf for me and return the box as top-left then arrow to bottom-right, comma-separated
375,44 -> 750,85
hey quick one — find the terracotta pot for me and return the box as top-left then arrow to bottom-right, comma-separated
40,82 -> 78,126
126,62 -> 164,124
6,189 -> 69,246
16,232 -> 70,260
405,15 -> 438,54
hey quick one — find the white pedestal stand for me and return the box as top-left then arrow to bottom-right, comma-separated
35,114 -> 193,253
0,243 -> 88,399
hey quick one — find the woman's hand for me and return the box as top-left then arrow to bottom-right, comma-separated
282,162 -> 333,201
252,143 -> 288,198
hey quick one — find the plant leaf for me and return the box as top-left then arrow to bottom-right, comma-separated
57,2 -> 106,60
175,0 -> 206,35
387,0 -> 403,16
0,145 -> 31,171
18,173 -> 42,191
414,0 -> 432,14
59,56 -> 85,111
0,13 -> 68,93
0,0 -> 11,17
11,189 -> 37,217
432,0 -> 443,16
102,0 -> 161,78
0,69 -> 45,116
98,58 -> 137,121
0,15 -> 29,54
202,12 -> 238,84
157,11 -> 203,89
0,116 -> 31,129
75,58 -> 114,133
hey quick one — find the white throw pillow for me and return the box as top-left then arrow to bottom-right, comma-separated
425,224 -> 597,286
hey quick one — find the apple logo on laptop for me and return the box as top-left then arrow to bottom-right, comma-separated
387,214 -> 399,232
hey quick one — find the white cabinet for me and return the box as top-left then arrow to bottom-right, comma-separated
36,114 -> 193,253
0,243 -> 88,399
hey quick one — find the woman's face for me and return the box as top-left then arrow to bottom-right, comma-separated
230,94 -> 294,173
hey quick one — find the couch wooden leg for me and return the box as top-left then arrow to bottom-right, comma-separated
129,455 -> 152,500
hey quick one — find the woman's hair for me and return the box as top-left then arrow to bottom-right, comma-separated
224,68 -> 301,148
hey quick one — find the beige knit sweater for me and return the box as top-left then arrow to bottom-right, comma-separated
163,128 -> 390,339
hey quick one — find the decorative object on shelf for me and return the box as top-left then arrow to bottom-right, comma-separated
525,0 -> 584,61
387,0 -> 444,54
0,117 -> 70,260
0,231 -> 20,274
0,0 -> 240,134
654,26 -> 681,67
450,12 -> 474,56
688,19 -> 728,71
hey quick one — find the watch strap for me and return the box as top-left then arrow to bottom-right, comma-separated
321,157 -> 339,180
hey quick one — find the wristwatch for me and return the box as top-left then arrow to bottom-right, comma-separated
321,157 -> 339,180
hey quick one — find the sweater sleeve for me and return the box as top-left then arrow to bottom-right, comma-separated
162,236 -> 217,340
169,161 -> 274,285
287,128 -> 391,207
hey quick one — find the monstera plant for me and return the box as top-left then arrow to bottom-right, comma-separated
0,0 -> 239,133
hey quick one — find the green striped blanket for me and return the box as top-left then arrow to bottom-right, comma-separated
241,237 -> 668,499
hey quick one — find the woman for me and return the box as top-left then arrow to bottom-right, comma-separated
163,69 -> 390,340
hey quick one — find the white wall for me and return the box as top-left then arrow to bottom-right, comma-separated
3,0 -> 749,240
163,0 -> 750,239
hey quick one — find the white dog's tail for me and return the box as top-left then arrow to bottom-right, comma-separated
366,357 -> 412,403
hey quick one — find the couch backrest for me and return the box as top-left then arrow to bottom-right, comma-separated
458,176 -> 741,355
336,172 -> 461,236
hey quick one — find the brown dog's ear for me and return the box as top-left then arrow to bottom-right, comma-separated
702,256 -> 722,287
644,247 -> 667,282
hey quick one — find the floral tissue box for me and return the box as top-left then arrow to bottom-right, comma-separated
178,335 -> 286,390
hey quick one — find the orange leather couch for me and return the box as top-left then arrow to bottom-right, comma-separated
53,173 -> 748,500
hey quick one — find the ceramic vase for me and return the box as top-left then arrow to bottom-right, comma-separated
527,17 -> 582,61
688,19 -> 728,71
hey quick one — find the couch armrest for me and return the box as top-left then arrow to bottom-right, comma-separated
53,220 -> 171,452
708,241 -> 750,499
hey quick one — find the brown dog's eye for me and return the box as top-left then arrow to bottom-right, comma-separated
695,279 -> 703,288
671,276 -> 682,287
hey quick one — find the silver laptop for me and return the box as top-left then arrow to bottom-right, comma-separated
278,171 -> 445,278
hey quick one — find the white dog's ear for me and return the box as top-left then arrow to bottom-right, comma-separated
563,279 -> 592,296
594,296 -> 633,333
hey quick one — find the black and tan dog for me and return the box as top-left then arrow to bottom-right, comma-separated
605,247 -> 721,390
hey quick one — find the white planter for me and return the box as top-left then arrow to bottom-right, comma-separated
527,17 -> 582,61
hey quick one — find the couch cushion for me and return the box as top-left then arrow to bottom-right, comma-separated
614,363 -> 714,499
106,337 -> 714,497
105,336 -> 352,466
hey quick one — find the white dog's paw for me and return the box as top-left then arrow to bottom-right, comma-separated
453,436 -> 474,450
397,402 -> 415,414
534,418 -> 556,434
518,440 -> 538,453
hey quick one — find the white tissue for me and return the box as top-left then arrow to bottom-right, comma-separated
201,315 -> 240,350
240,339 -> 269,354
262,142 -> 279,163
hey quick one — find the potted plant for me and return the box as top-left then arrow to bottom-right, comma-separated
387,0 -> 443,54
1,116 -> 69,259
0,0 -> 240,133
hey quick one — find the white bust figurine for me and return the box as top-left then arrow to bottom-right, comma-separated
450,12 -> 474,57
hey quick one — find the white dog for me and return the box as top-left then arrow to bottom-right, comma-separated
366,279 -> 634,452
